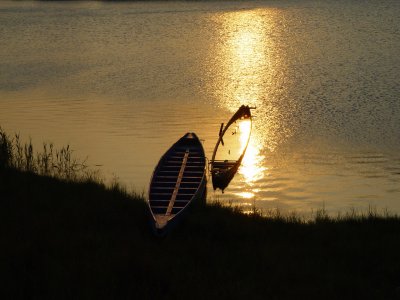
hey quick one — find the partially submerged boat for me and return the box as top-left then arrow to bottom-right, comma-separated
148,132 -> 207,235
211,105 -> 254,191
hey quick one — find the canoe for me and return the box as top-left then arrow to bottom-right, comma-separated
148,132 -> 207,235
211,105 -> 254,191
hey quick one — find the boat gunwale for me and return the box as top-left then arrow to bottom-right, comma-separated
211,106 -> 253,173
147,132 -> 207,231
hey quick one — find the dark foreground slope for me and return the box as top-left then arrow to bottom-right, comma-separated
1,168 -> 400,300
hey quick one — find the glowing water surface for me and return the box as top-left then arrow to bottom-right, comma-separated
1,0 -> 399,215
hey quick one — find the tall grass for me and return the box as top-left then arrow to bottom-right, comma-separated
2,129 -> 400,299
1,126 -> 398,223
0,128 -> 13,169
208,198 -> 399,226
0,127 -> 89,181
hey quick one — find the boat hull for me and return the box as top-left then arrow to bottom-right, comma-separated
211,105 -> 253,191
211,160 -> 241,191
148,132 -> 206,235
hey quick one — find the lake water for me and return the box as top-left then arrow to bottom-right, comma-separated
1,0 -> 399,215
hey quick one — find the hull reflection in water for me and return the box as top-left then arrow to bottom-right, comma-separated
211,105 -> 255,191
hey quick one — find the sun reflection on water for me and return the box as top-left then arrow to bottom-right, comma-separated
212,9 -> 276,197
210,8 -> 288,153
218,10 -> 269,109
237,119 -> 266,185
237,192 -> 254,199
240,140 -> 266,185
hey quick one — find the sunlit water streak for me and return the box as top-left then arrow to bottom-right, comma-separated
0,0 -> 399,215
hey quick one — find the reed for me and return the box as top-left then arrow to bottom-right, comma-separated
2,126 -> 400,299
0,127 -> 88,180
0,128 -> 13,169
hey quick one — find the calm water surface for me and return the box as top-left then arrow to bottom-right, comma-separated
1,0 -> 399,215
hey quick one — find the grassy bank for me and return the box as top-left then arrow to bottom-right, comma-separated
1,129 -> 400,299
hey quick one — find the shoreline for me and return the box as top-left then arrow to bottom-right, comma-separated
2,127 -> 400,298
1,167 -> 400,299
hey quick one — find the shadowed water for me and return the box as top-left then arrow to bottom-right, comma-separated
0,0 -> 399,215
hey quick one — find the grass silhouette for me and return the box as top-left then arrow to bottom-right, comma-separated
1,127 -> 400,299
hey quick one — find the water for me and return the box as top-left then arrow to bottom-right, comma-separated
1,0 -> 399,215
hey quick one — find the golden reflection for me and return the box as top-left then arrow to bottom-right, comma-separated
211,8 -> 287,153
238,119 -> 251,152
221,10 -> 268,108
226,9 -> 270,186
237,192 -> 254,199
237,119 -> 266,184
211,9 -> 283,196
240,139 -> 266,184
